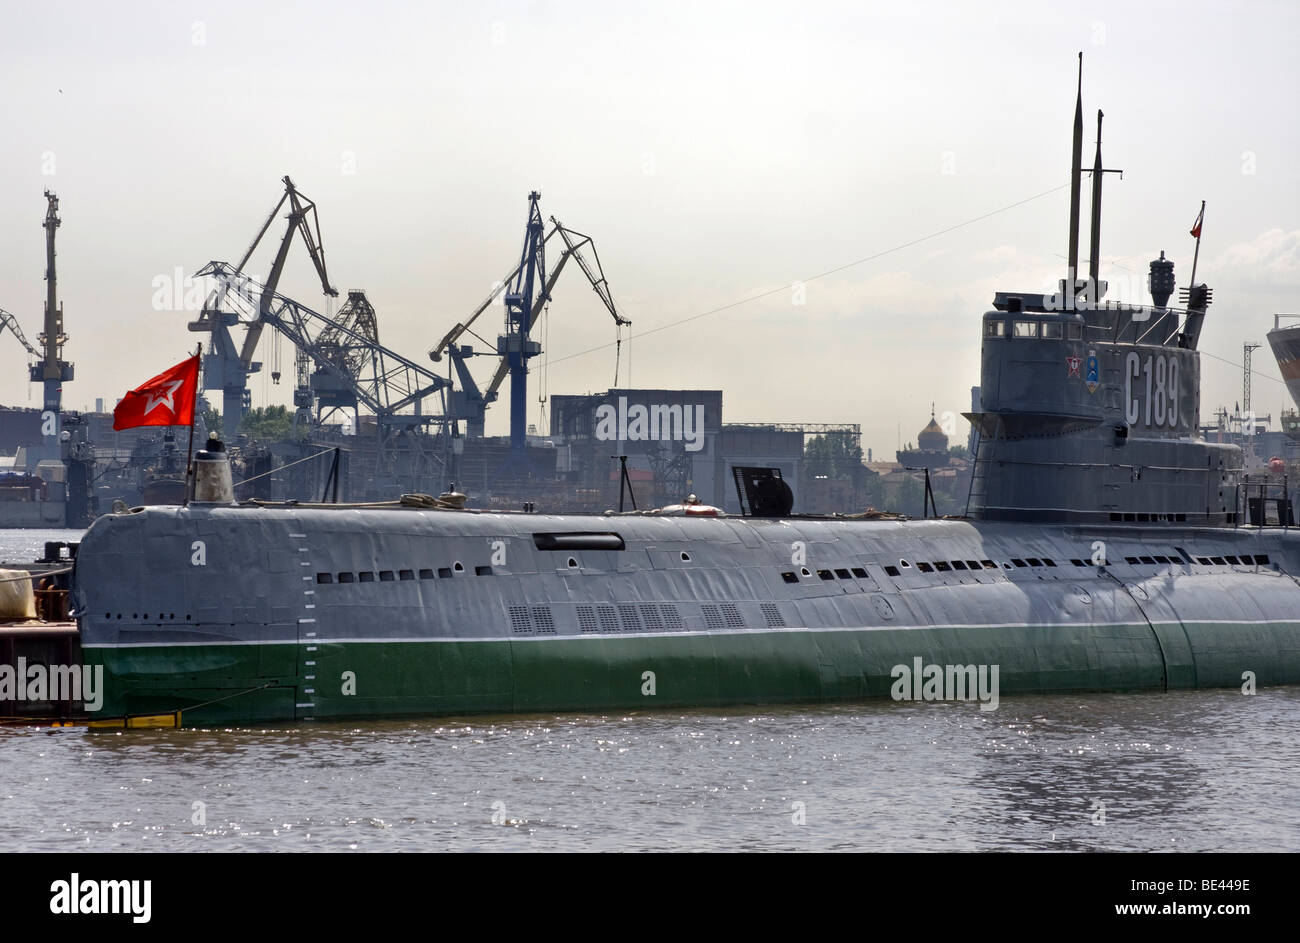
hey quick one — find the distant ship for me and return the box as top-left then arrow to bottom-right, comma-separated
68,65 -> 1300,725
1267,315 -> 1300,432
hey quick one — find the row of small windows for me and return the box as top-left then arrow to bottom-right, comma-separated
104,612 -> 189,620
780,560 -> 998,583
985,320 -> 1084,340
317,552 -> 690,585
317,563 -> 492,584
776,551 -> 1272,586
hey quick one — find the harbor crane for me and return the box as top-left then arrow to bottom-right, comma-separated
194,263 -> 449,430
35,192 -> 74,445
309,289 -> 383,428
429,191 -> 629,468
189,176 -> 336,432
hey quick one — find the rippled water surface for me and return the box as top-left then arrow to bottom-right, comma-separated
4,693 -> 1298,852
3,531 -> 1298,852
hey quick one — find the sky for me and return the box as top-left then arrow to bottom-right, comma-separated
1,0 -> 1296,459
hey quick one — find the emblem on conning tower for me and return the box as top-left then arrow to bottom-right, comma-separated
1066,355 -> 1082,378
1085,351 -> 1100,394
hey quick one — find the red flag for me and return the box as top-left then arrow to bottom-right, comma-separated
1189,204 -> 1204,239
112,354 -> 200,431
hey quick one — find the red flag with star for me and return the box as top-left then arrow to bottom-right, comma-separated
112,354 -> 200,430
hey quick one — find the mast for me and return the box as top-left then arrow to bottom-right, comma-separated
1067,53 -> 1083,302
1088,110 -> 1104,293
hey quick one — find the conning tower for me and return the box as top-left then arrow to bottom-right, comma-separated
966,58 -> 1238,526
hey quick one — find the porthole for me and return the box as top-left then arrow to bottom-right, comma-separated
680,551 -> 692,562
567,557 -> 579,569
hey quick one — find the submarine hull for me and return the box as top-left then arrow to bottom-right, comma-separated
71,506 -> 1300,724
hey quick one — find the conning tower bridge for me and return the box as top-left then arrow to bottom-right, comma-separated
965,57 -> 1235,526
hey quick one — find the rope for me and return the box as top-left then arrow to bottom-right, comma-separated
0,566 -> 72,583
232,448 -> 336,488
181,680 -> 278,713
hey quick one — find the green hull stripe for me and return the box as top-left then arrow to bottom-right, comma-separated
79,620 -> 1300,726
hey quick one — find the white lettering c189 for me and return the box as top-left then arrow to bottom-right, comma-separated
1125,352 -> 1179,429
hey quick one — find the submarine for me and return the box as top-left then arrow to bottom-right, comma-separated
68,65 -> 1300,725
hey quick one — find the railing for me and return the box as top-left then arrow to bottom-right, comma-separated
1239,474 -> 1293,528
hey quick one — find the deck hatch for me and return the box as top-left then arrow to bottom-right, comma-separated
533,532 -> 626,551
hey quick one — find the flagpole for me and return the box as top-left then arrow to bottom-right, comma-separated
1187,200 -> 1206,295
184,343 -> 201,505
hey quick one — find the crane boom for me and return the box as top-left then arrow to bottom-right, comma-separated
438,194 -> 633,457
551,218 -> 630,327
191,176 -> 338,431
237,176 -> 337,368
0,309 -> 39,358
196,261 -> 448,419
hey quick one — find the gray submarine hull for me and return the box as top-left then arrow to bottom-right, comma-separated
70,504 -> 1300,723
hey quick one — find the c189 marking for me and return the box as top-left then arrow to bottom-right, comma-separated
1125,352 -> 1179,429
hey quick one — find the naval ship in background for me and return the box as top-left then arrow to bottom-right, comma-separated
1267,314 -> 1300,438
65,65 -> 1300,725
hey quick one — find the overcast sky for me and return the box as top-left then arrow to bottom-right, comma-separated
1,0 -> 1296,458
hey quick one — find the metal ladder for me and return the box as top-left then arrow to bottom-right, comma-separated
964,424 -> 991,517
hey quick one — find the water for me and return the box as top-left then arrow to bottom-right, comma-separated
0,528 -> 84,566
3,529 -> 1298,852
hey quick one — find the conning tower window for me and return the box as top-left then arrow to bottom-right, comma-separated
1012,321 -> 1039,338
